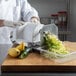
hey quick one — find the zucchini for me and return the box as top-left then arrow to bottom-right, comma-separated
18,48 -> 32,59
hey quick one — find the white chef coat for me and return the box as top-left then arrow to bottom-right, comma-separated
0,0 -> 39,22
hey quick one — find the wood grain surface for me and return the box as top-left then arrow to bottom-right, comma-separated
1,41 -> 76,73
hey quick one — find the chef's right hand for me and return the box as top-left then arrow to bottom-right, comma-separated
4,20 -> 25,27
14,21 -> 25,26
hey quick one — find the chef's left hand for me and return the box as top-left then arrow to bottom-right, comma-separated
31,17 -> 40,24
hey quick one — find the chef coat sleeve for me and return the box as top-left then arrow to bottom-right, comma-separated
21,0 -> 39,22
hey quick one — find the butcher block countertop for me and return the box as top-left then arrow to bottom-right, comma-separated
1,41 -> 76,73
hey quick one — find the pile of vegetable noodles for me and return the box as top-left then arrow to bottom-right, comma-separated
41,32 -> 69,58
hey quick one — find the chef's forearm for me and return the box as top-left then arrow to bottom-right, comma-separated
0,20 -> 4,27
4,20 -> 14,27
0,20 -> 11,27
0,20 -> 14,27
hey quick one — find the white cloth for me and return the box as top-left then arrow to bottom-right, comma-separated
16,22 -> 44,43
0,0 -> 39,22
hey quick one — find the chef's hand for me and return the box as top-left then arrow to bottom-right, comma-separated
13,21 -> 25,26
31,17 -> 40,24
4,21 -> 25,27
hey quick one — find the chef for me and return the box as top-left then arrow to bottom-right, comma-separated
0,0 -> 40,74
0,0 -> 40,43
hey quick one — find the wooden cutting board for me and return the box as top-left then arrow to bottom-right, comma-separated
1,41 -> 76,73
